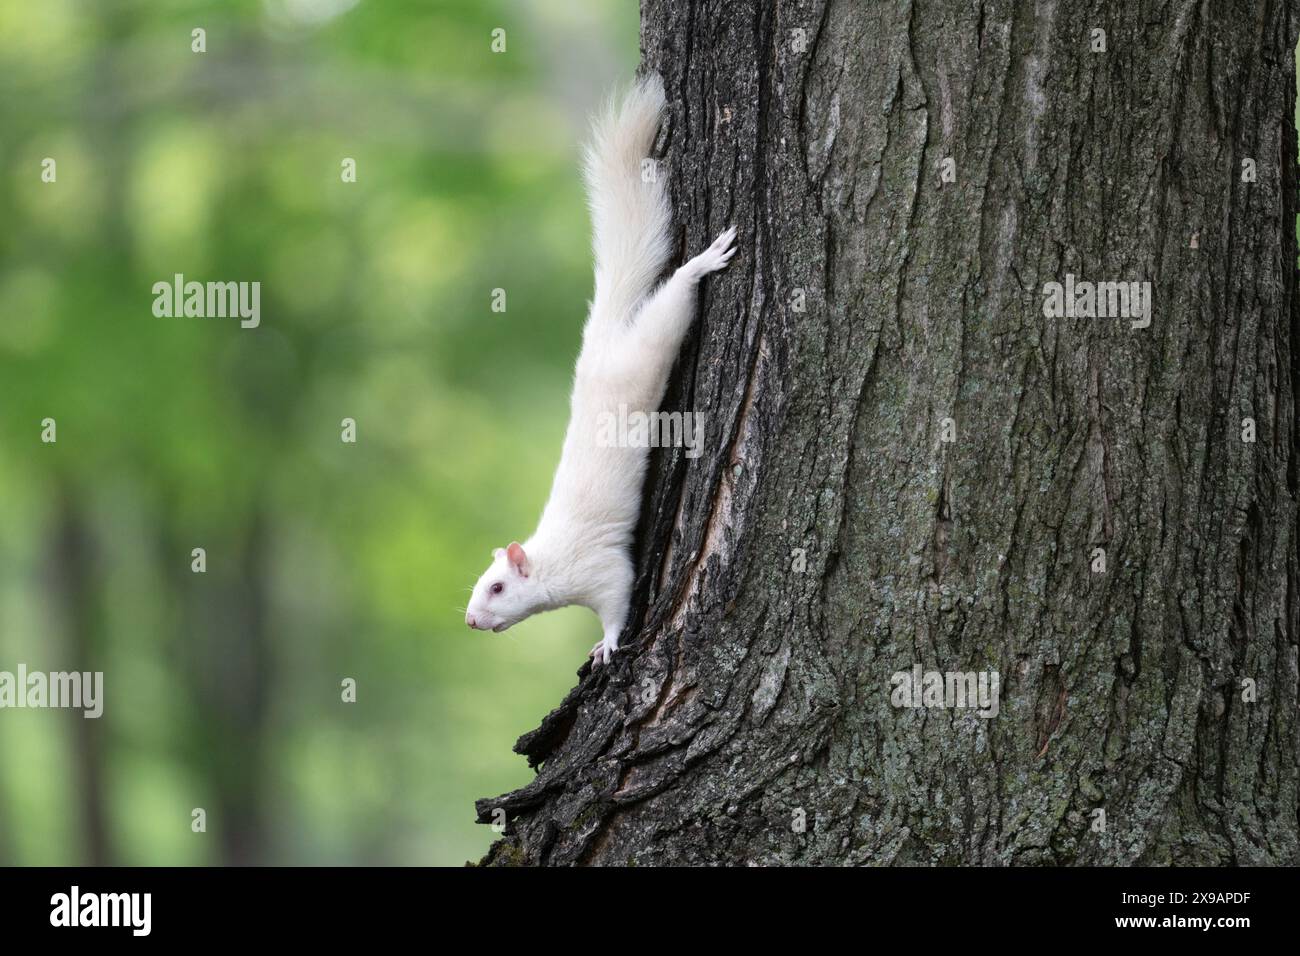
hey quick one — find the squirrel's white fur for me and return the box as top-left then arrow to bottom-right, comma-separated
465,73 -> 737,665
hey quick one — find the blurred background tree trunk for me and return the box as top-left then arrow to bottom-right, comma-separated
166,507 -> 274,866
51,490 -> 111,866
478,0 -> 1300,864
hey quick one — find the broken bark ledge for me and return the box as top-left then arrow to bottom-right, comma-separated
474,0 -> 1300,866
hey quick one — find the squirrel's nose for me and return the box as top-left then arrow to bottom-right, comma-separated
466,613 -> 477,629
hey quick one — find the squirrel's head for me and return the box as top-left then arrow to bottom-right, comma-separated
466,541 -> 542,633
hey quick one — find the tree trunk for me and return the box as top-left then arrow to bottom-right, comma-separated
169,508 -> 274,866
51,489 -> 112,866
477,0 -> 1300,865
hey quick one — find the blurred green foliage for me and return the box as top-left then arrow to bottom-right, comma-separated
0,0 -> 637,864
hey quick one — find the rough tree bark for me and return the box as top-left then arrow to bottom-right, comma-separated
477,0 -> 1300,865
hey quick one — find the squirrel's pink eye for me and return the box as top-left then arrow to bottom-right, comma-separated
490,582 -> 504,596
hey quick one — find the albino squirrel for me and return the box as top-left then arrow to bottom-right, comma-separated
464,74 -> 737,665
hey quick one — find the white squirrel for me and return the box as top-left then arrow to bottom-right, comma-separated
464,74 -> 737,665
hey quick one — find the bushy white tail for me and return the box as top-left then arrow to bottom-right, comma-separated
583,73 -> 673,322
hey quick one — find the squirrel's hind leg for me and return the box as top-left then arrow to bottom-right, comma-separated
620,227 -> 738,399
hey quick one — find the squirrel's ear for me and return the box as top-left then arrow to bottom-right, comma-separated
492,547 -> 505,561
506,541 -> 531,577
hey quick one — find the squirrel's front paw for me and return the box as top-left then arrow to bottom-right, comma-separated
589,638 -> 616,667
